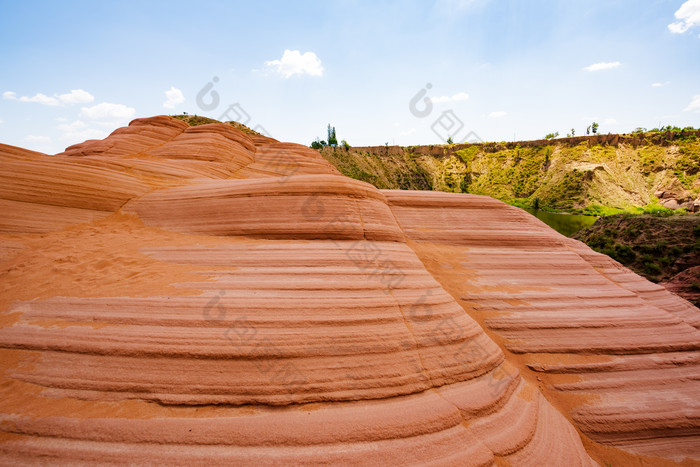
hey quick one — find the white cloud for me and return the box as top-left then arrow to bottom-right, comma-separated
0,119 -> 4,125
58,120 -> 87,132
652,83 -> 663,87
163,86 -> 185,109
488,111 -> 507,118
23,135 -> 52,144
684,94 -> 700,112
431,92 -> 470,103
21,134 -> 55,153
80,102 -> 136,125
668,22 -> 688,33
57,120 -> 107,141
604,118 -> 618,125
3,89 -> 93,105
20,93 -> 60,105
57,89 -> 94,104
400,128 -> 417,136
583,61 -> 621,72
59,128 -> 107,141
668,0 -> 700,34
265,50 -> 323,78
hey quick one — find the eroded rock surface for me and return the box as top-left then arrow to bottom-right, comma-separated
383,190 -> 700,463
0,116 -> 697,465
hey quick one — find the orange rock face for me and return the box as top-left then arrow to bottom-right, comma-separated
0,116 -> 697,465
383,191 -> 700,463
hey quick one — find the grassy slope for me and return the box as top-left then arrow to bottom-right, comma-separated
573,213 -> 700,305
320,133 -> 700,215
573,213 -> 700,280
170,114 -> 264,136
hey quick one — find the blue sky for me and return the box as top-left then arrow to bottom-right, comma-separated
1,0 -> 700,154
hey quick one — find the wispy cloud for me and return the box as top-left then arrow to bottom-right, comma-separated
684,94 -> 700,112
651,81 -> 671,87
57,120 -> 88,132
80,102 -> 136,126
23,135 -> 52,144
488,111 -> 507,118
20,134 -> 54,153
265,50 -> 323,78
163,86 -> 185,109
3,89 -> 94,105
668,0 -> 700,34
7,92 -> 59,105
61,128 -> 107,142
583,61 -> 621,72
431,92 -> 469,103
57,120 -> 108,142
57,89 -> 94,104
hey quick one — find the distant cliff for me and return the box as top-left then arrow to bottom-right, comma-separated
320,131 -> 700,215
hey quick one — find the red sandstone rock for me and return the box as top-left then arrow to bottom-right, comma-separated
383,190 -> 700,462
0,116 -> 696,465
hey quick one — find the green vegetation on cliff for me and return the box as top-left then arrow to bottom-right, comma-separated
573,213 -> 700,305
320,146 -> 435,191
170,114 -> 264,136
319,131 -> 700,215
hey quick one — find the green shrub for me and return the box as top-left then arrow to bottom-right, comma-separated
613,244 -> 636,262
582,205 -> 624,216
640,253 -> 655,264
654,241 -> 668,254
601,247 -> 615,258
643,262 -> 662,275
639,244 -> 656,254
624,226 -> 640,237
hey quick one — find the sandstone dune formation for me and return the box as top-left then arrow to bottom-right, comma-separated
0,116 -> 698,465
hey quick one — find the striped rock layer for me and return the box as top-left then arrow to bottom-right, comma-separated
0,116 -> 697,465
384,190 -> 700,463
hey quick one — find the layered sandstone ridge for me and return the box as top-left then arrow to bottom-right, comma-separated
385,191 -> 700,462
0,116 -> 697,465
0,116 -> 337,234
123,175 -> 405,241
